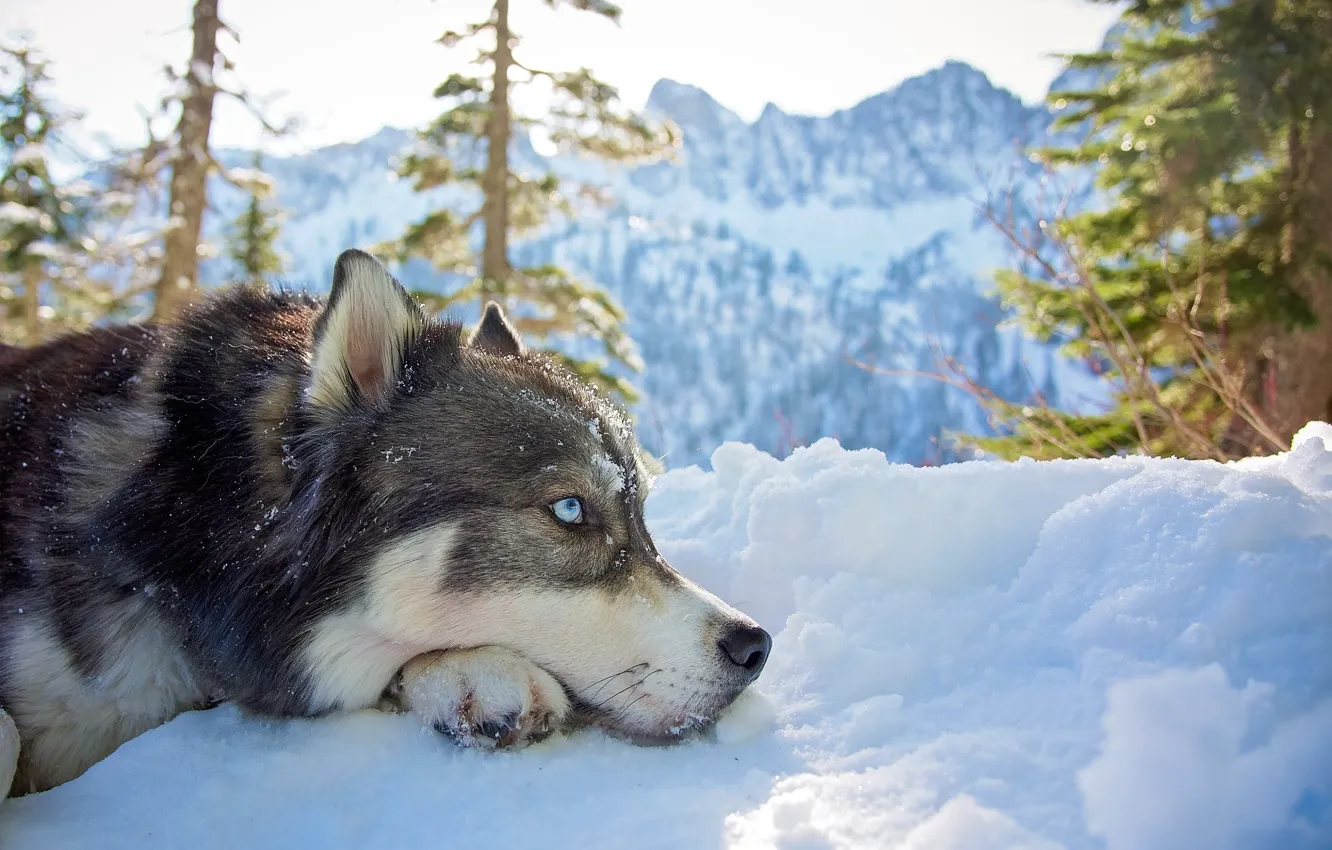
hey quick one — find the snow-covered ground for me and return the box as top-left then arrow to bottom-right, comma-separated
6,426 -> 1331,849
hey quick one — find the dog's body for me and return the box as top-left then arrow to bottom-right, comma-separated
0,250 -> 769,796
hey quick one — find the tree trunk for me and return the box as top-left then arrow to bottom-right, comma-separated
153,0 -> 222,323
1264,114 -> 1332,442
243,193 -> 260,279
479,0 -> 512,309
22,259 -> 40,345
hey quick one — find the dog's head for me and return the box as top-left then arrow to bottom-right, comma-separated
300,249 -> 769,740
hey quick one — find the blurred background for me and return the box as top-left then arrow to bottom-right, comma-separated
3,0 -> 1329,468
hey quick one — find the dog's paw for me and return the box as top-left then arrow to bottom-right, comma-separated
395,647 -> 570,750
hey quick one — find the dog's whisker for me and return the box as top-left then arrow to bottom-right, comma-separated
589,677 -> 648,711
576,663 -> 648,699
585,676 -> 622,701
576,671 -> 623,695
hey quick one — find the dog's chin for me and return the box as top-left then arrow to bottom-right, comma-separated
570,691 -> 739,746
598,726 -> 703,748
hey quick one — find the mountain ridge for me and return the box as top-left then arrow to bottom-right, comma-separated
203,60 -> 1089,467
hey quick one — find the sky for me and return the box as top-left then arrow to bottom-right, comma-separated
3,0 -> 1123,156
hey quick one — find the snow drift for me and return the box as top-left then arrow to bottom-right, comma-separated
5,426 -> 1331,849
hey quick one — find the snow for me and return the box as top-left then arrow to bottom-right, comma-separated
592,450 -> 627,494
0,202 -> 45,227
9,144 -> 49,167
4,428 -> 1330,849
190,59 -> 215,88
225,166 -> 276,192
22,240 -> 70,260
1078,665 -> 1332,850
617,182 -> 989,275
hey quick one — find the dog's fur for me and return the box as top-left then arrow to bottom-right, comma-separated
0,249 -> 769,796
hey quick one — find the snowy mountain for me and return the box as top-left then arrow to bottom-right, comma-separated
207,61 -> 1090,468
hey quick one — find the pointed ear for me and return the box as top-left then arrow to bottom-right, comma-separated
470,301 -> 524,357
307,249 -> 425,410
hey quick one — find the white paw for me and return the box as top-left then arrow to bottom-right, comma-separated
394,647 -> 570,749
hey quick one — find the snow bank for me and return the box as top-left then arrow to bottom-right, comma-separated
5,427 -> 1331,849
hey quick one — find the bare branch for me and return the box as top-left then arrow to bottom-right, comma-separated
511,58 -> 553,80
217,85 -> 297,136
844,351 -> 1101,460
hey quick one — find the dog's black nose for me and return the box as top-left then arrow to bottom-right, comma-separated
718,623 -> 772,678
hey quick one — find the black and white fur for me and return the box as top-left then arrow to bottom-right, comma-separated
0,250 -> 770,796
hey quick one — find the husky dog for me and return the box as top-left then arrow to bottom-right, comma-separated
0,249 -> 770,797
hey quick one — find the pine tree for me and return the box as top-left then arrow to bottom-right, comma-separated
386,0 -> 678,401
970,0 -> 1332,460
0,42 -> 140,345
152,0 -> 224,321
0,43 -> 73,343
125,0 -> 293,322
226,151 -> 285,282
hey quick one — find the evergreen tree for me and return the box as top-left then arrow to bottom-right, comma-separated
387,0 -> 678,401
971,0 -> 1332,460
0,43 -> 75,343
117,0 -> 293,322
226,151 -> 285,282
0,43 -> 140,345
152,0 -> 224,321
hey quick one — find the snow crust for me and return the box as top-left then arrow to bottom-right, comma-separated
4,430 -> 1329,849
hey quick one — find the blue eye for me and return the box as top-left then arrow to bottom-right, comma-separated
550,497 -> 585,525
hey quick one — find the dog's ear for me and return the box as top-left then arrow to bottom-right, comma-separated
470,301 -> 524,357
307,249 -> 424,410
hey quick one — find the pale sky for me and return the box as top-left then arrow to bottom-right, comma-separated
4,0 -> 1123,156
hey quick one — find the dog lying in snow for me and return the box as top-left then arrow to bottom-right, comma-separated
0,249 -> 770,796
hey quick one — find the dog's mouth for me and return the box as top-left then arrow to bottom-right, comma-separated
570,702 -> 722,747
560,667 -> 741,746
